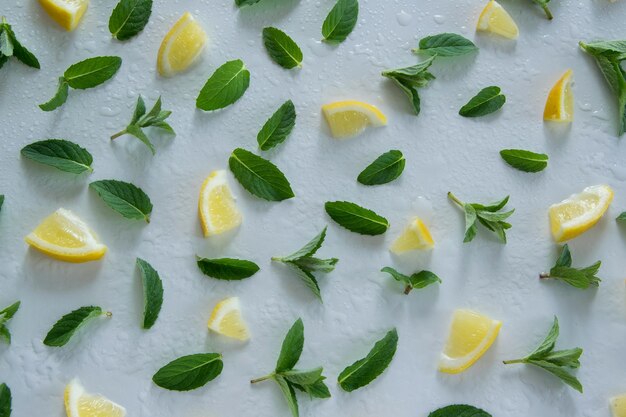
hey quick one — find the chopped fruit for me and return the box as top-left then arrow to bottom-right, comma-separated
157,12 -> 207,77
208,297 -> 250,341
549,185 -> 613,242
390,217 -> 434,254
322,100 -> 387,139
198,170 -> 242,237
438,309 -> 502,374
477,0 -> 519,39
64,378 -> 126,417
38,0 -> 89,31
544,70 -> 574,122
25,208 -> 107,263
611,394 -> 626,417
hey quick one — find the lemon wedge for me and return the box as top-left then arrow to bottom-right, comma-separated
438,309 -> 502,374
25,208 -> 107,263
390,217 -> 434,254
322,100 -> 387,139
544,69 -> 574,122
199,170 -> 242,237
549,185 -> 613,242
611,394 -> 626,417
65,378 -> 126,417
477,0 -> 519,39
157,12 -> 207,77
208,297 -> 250,341
38,0 -> 88,31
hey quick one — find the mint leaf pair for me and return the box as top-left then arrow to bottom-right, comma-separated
0,16 -> 39,70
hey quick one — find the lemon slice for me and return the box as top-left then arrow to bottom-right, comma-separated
438,309 -> 502,374
198,170 -> 242,237
208,297 -> 250,341
544,69 -> 574,122
477,0 -> 519,39
65,378 -> 126,417
390,217 -> 434,254
38,0 -> 88,31
549,185 -> 613,242
25,208 -> 107,263
157,12 -> 207,77
322,100 -> 387,139
611,394 -> 626,417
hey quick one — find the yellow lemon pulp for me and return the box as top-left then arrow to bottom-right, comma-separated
544,69 -> 574,122
25,208 -> 107,263
477,0 -> 519,39
321,100 -> 387,139
65,379 -> 126,417
208,297 -> 250,341
390,217 -> 434,254
438,309 -> 502,374
38,0 -> 88,31
611,394 -> 626,417
548,185 -> 613,242
157,12 -> 207,77
198,170 -> 242,237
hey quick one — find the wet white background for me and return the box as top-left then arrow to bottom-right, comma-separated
1,0 -> 626,416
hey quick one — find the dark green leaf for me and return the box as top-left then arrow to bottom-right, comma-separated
109,0 -> 153,41
322,0 -> 359,44
262,27 -> 303,69
131,95 -> 146,124
291,257 -> 338,274
617,212 -> 626,222
463,204 -> 478,243
357,150 -> 405,185
382,57 -> 435,115
325,201 -> 389,235
274,375 -> 299,417
228,148 -> 294,201
287,264 -> 322,300
554,245 -> 572,268
136,258 -> 163,329
528,317 -> 559,359
388,77 -> 421,114
0,383 -> 10,417
39,77 -> 69,111
0,301 -> 20,344
415,33 -> 478,57
21,139 -> 93,174
0,195 -> 3,212
1,18 -> 40,69
500,149 -> 548,173
0,301 -> 20,320
152,353 -> 223,391
527,359 -> 583,393
292,378 -> 331,399
196,257 -> 260,280
64,56 -> 122,89
275,318 -> 304,372
43,306 -> 105,347
257,100 -> 296,150
428,404 -> 492,417
541,348 -> 583,368
196,59 -> 250,111
125,124 -> 155,153
235,0 -> 262,6
275,227 -> 327,261
89,180 -> 153,222
459,86 -> 506,117
381,267 -> 441,294
282,367 -> 323,386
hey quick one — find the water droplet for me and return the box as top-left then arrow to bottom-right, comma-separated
396,10 -> 412,27
578,102 -> 592,112
308,39 -> 332,58
433,15 -> 445,24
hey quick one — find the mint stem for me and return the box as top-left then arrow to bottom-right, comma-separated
447,192 -> 464,207
110,129 -> 127,140
539,272 -> 550,279
403,285 -> 413,295
250,373 -> 274,384
541,4 -> 553,20
503,358 -> 525,365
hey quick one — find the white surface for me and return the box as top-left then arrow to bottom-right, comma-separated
1,1 -> 626,416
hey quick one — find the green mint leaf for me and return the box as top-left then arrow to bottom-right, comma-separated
152,353 -> 223,391
257,100 -> 296,150
1,18 -> 40,69
229,148 -> 294,201
291,257 -> 338,274
542,245 -> 602,288
357,150 -> 405,185
322,0 -> 359,44
617,212 -> 626,222
546,267 -> 592,288
579,40 -> 626,57
325,201 -> 389,235
449,192 -> 513,243
131,95 -> 146,124
292,378 -> 331,399
0,383 -> 11,417
21,139 -> 93,174
428,404 -> 492,417
281,367 -> 324,386
196,257 -> 260,280
391,77 -> 422,114
414,33 -> 478,57
196,59 -> 250,111
382,57 -> 436,115
262,27 -> 303,69
136,258 -> 163,329
275,318 -> 304,372
274,375 -> 299,417
64,56 -> 122,89
528,317 -> 559,358
499,149 -> 548,173
541,348 -> 583,368
43,306 -> 107,347
0,31 -> 13,56
289,265 -> 322,300
235,0 -> 262,6
380,267 -> 441,294
0,301 -> 20,344
0,55 -> 7,70
338,328 -> 398,392
274,227 -> 327,261
463,204 -> 478,243
0,195 -> 3,212
89,179 -> 153,222
39,77 -> 69,111
531,0 -> 553,19
554,244 -> 572,268
459,86 -> 506,117
124,124 -> 155,154
526,359 -> 583,393
109,0 -> 153,41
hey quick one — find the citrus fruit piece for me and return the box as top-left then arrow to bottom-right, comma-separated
64,378 -> 126,417
157,12 -> 207,77
208,297 -> 250,341
25,208 -> 107,263
390,217 -> 434,254
198,170 -> 242,237
38,0 -> 88,31
549,185 -> 613,242
438,309 -> 502,374
544,69 -> 574,122
322,100 -> 387,139
611,394 -> 626,417
477,0 -> 519,39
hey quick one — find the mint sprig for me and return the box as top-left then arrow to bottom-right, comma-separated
381,56 -> 436,115
0,16 -> 40,70
381,267 -> 441,294
448,192 -> 514,243
539,244 -> 601,289
0,301 -> 20,344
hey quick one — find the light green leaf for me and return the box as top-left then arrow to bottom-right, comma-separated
382,57 -> 436,115
109,0 -> 153,41
499,149 -> 548,173
228,148 -> 294,201
428,404 -> 492,417
43,306 -> 106,347
282,367 -> 324,386
262,27 -> 303,69
290,257 -> 338,274
0,301 -> 20,344
617,212 -> 626,222
322,0 -> 359,44
39,77 -> 69,111
274,227 -> 327,262
152,353 -> 223,391
292,378 -> 331,399
415,33 -> 478,57
0,383 -> 11,417
554,245 -> 572,268
258,100 -> 296,150
274,375 -> 299,417
89,179 -> 153,222
21,139 -> 93,174
459,86 -> 506,117
275,318 -> 304,372
63,56 -> 122,89
325,201 -> 389,235
136,258 -> 163,329
0,31 -> 13,56
527,360 -> 583,393
357,150 -> 405,185
528,317 -> 559,359
196,59 -> 250,111
287,264 -> 322,301
196,257 -> 260,280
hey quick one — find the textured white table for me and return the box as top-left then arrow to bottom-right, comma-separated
1,0 -> 626,416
